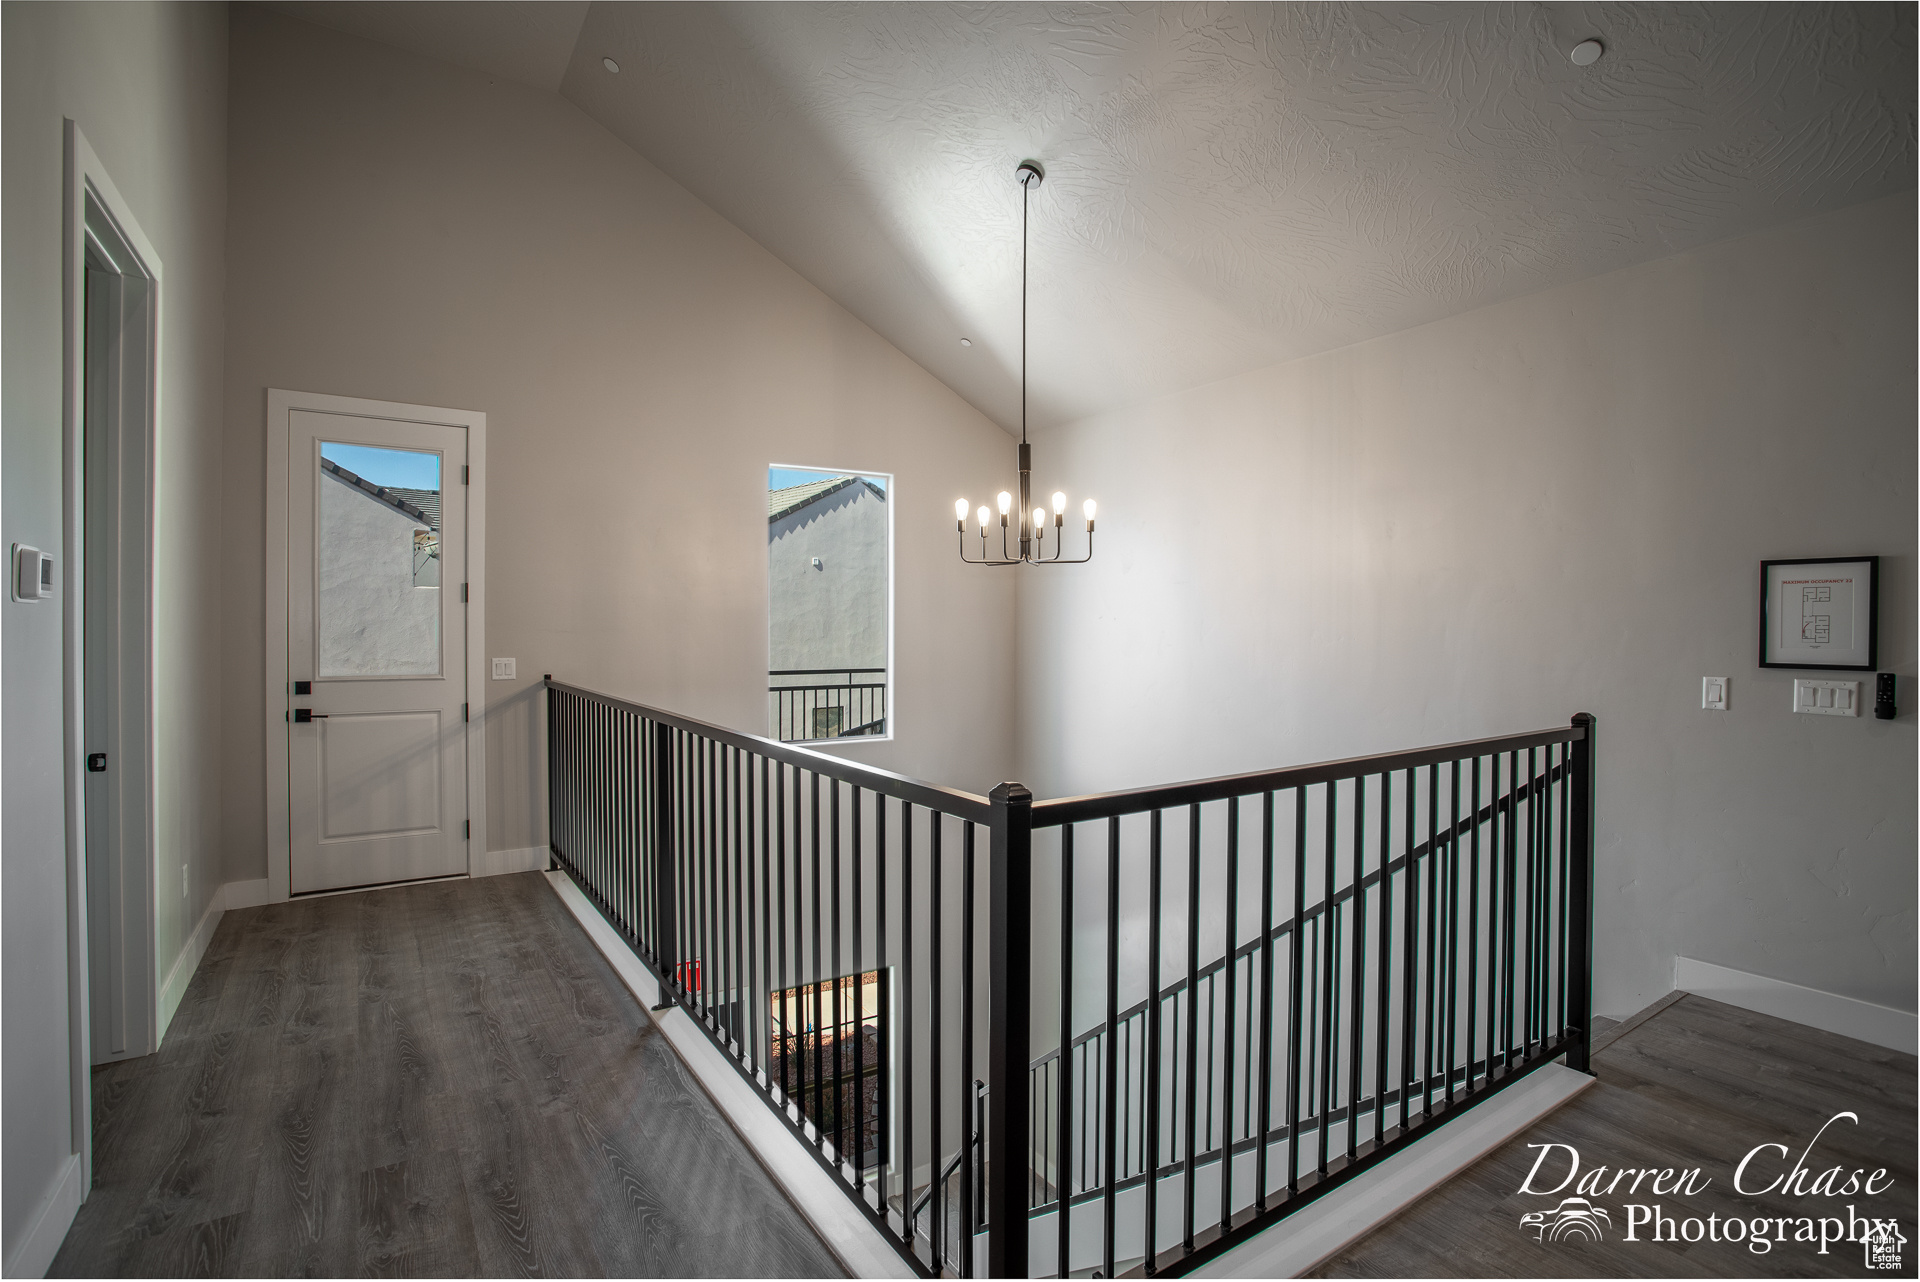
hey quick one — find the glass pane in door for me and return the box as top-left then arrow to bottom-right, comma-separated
316,442 -> 443,677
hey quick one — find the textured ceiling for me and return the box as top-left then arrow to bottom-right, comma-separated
261,2 -> 1917,432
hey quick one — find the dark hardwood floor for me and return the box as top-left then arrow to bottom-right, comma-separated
52,872 -> 846,1278
1310,993 -> 1917,1278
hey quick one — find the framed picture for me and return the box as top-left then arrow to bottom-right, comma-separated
1759,556 -> 1878,670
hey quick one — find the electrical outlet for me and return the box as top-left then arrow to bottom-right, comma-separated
491,657 -> 516,680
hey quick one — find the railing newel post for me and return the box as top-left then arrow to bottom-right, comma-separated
1566,713 -> 1595,1074
987,781 -> 1033,1279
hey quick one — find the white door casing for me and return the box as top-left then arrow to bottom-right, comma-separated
265,391 -> 487,900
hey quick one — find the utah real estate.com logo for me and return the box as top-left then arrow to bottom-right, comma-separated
1515,1111 -> 1905,1269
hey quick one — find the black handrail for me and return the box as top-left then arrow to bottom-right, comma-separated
545,677 -> 1594,1281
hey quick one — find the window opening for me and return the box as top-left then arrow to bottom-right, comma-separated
316,443 -> 442,676
768,466 -> 891,742
770,970 -> 889,1172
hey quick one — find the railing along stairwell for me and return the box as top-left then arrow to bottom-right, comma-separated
545,677 -> 1594,1278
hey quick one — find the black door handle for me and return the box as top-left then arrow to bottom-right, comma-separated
86,753 -> 107,773
291,709 -> 330,723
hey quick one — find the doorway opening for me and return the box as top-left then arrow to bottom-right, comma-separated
78,169 -> 159,1069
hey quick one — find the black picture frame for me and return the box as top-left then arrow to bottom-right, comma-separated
1758,555 -> 1878,671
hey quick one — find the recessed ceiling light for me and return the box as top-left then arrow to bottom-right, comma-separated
602,56 -> 620,73
960,337 -> 973,347
1569,38 -> 1604,66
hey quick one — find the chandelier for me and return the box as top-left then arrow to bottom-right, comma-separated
955,160 -> 1095,566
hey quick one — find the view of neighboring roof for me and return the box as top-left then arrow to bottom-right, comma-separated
321,457 -> 438,529
768,475 -> 885,523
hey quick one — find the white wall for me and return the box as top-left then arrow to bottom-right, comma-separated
3,1 -> 228,1269
1016,193 -> 1916,1022
220,9 -> 1020,878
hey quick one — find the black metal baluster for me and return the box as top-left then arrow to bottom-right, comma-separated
1400,767 -> 1418,1132
1375,770 -> 1392,1145
1144,809 -> 1164,1272
832,780 -> 845,1168
959,821 -> 976,1280
1182,804 -> 1201,1254
852,786 -> 864,1178
811,771 -> 825,1143
1101,816 -> 1121,1278
1318,781 -> 1336,1177
1557,742 -> 1570,1041
875,792 -> 888,1200
1220,798 -> 1239,1234
776,763 -> 790,1104
1444,760 -> 1461,1106
899,801 -> 915,1251
1286,790 -> 1305,1197
733,747 -> 746,1057
759,756 -> 772,1081
1054,823 -> 1074,1277
1423,765 -> 1439,1116
1348,776 -> 1365,1161
1502,750 -> 1518,1069
1465,756 -> 1481,1097
928,813 -> 943,1269
1256,790 -> 1275,1213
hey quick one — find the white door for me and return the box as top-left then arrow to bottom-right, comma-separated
287,411 -> 468,894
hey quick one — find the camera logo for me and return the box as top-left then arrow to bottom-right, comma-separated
1521,1197 -> 1613,1243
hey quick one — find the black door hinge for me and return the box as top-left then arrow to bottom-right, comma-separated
461,465 -> 469,485
461,583 -> 469,603
463,702 -> 469,722
465,819 -> 471,839
86,753 -> 107,773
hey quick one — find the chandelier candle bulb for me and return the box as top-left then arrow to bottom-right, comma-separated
1052,491 -> 1067,514
977,505 -> 990,535
954,498 -> 969,524
997,490 -> 1012,516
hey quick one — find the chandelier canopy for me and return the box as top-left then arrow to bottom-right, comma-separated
955,160 -> 1095,566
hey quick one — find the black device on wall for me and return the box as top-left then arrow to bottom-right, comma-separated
1875,672 -> 1897,719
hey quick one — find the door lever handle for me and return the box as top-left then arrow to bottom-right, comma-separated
291,708 -> 330,723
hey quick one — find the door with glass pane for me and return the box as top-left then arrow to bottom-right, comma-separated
287,411 -> 467,893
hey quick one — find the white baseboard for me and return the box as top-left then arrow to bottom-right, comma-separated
4,1150 -> 82,1278
156,890 -> 225,1044
542,871 -> 915,1279
1674,956 -> 1918,1055
472,846 -> 549,879
1193,1064 -> 1596,1278
219,878 -> 273,910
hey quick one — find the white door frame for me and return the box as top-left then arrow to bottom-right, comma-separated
264,389 -> 488,902
62,119 -> 162,1187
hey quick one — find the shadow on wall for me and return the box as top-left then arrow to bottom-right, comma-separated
486,681 -> 545,853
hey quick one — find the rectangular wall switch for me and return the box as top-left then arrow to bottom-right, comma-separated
491,657 -> 517,680
1793,678 -> 1861,717
1702,677 -> 1729,710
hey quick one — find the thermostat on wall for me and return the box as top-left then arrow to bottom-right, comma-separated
12,545 -> 52,602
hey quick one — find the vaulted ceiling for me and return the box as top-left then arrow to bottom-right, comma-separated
264,2 -> 1917,432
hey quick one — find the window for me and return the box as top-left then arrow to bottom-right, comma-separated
768,466 -> 891,743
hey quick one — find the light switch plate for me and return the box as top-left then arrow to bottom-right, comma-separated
1702,677 -> 1729,711
1793,678 -> 1860,717
491,657 -> 517,681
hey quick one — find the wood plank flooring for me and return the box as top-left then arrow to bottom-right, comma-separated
1310,994 -> 1917,1278
52,872 -> 846,1278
